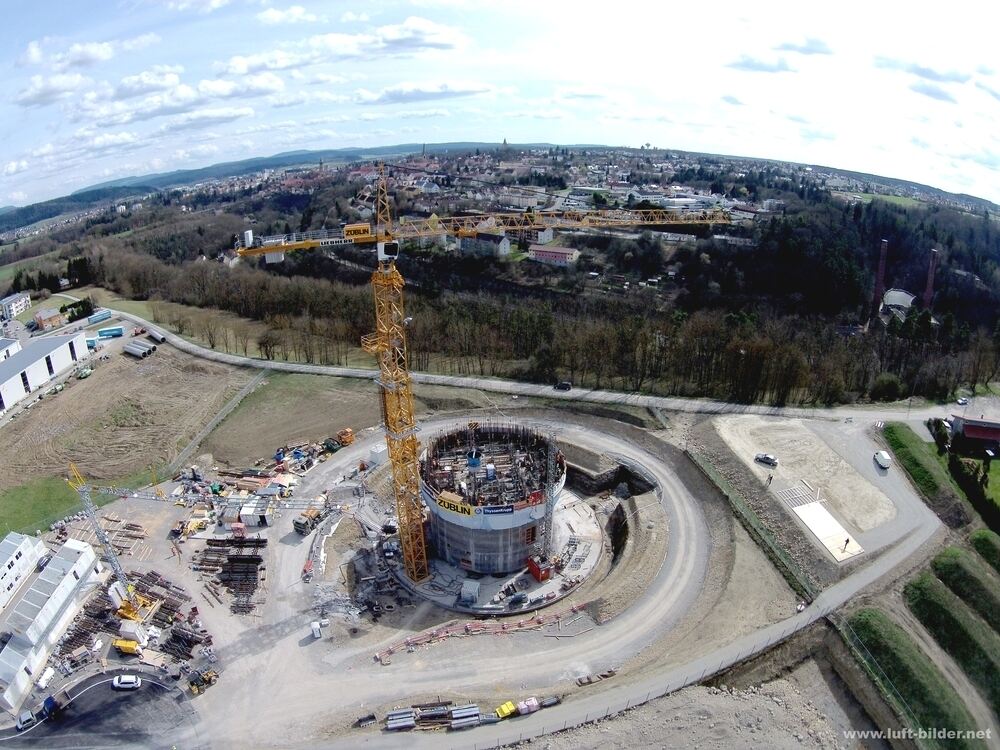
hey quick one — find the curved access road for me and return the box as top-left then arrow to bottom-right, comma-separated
104,308 -> 996,424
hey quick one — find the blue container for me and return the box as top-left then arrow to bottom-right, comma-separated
88,309 -> 112,325
86,337 -> 99,350
97,326 -> 124,338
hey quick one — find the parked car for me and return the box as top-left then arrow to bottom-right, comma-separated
874,451 -> 892,470
112,674 -> 142,690
754,453 -> 779,467
553,381 -> 572,391
957,397 -> 969,406
15,710 -> 37,731
36,553 -> 52,571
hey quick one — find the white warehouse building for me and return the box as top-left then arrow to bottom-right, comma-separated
0,332 -> 87,414
0,539 -> 103,714
0,533 -> 48,614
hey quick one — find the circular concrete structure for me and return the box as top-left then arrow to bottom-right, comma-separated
420,422 -> 567,575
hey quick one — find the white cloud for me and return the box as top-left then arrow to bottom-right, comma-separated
19,34 -> 162,71
257,5 -> 317,24
310,73 -> 348,85
198,72 -> 285,98
355,80 -> 492,104
3,160 -> 30,177
6,192 -> 28,204
340,11 -> 369,22
159,106 -> 254,132
221,16 -> 466,74
15,73 -> 91,107
115,65 -> 184,99
173,144 -> 220,161
167,0 -> 230,11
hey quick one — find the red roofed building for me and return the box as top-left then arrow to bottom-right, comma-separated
951,415 -> 1000,450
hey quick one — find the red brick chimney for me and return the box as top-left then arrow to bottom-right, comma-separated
923,248 -> 938,309
871,239 -> 888,320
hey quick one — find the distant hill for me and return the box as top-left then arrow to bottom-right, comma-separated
0,186 -> 155,234
810,164 -> 998,213
2,141 -> 985,233
73,142 -> 578,194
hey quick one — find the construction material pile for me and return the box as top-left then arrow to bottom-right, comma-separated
190,536 -> 267,614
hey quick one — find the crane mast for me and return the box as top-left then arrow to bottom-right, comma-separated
360,164 -> 429,582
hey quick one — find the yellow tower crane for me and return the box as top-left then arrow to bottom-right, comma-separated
236,163 -> 730,582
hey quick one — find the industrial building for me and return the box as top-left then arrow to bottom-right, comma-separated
0,533 -> 47,613
0,539 -> 102,713
0,293 -> 30,321
420,424 -> 566,575
0,332 -> 87,414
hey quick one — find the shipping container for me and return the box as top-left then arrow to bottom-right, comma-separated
97,326 -> 125,338
88,309 -> 112,325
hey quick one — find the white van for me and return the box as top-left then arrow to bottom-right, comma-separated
310,621 -> 322,639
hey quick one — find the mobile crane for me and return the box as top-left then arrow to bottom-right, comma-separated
236,163 -> 730,583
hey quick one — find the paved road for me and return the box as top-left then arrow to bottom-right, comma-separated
102,307 -> 998,424
0,672 -> 201,750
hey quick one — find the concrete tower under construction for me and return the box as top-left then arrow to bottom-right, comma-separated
420,423 -> 566,575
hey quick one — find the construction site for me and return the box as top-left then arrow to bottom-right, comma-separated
0,168 -> 970,749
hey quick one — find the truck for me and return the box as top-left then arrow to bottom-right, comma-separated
322,437 -> 342,454
336,428 -> 355,446
293,508 -> 323,535
112,638 -> 143,657
87,309 -> 112,325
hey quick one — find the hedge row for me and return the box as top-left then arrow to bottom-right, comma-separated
904,573 -> 1000,716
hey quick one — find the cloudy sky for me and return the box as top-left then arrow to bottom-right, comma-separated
3,0 -> 999,206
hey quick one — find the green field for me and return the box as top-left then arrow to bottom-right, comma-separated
970,529 -> 1000,574
883,422 -> 967,523
0,250 -> 62,284
931,547 -> 1000,632
847,607 -> 980,749
14,293 -> 79,324
0,469 -> 158,536
859,192 -> 923,208
904,573 -> 1000,715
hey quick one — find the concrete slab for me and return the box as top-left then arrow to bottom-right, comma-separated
792,502 -> 863,562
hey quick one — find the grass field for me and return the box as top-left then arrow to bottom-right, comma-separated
970,529 -> 1000,573
853,192 -> 923,208
904,573 -> 1000,715
0,249 -> 62,284
0,465 -> 170,536
14,293 -> 78,324
931,547 -> 1000,632
847,607 -> 979,749
883,422 -> 968,524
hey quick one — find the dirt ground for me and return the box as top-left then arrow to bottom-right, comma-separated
524,657 -> 880,750
714,415 -> 895,532
200,374 -> 505,467
0,344 -> 250,488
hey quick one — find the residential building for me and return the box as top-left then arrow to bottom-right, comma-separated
0,533 -> 47,614
528,244 -> 580,267
0,293 -> 30,321
0,339 -> 19,361
510,227 -> 553,245
0,539 -> 103,713
0,332 -> 87,413
460,233 -> 511,258
32,308 -> 66,331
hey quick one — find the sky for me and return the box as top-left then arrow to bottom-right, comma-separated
2,0 -> 999,206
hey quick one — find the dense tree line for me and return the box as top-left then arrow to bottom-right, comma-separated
75,245 -> 997,404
